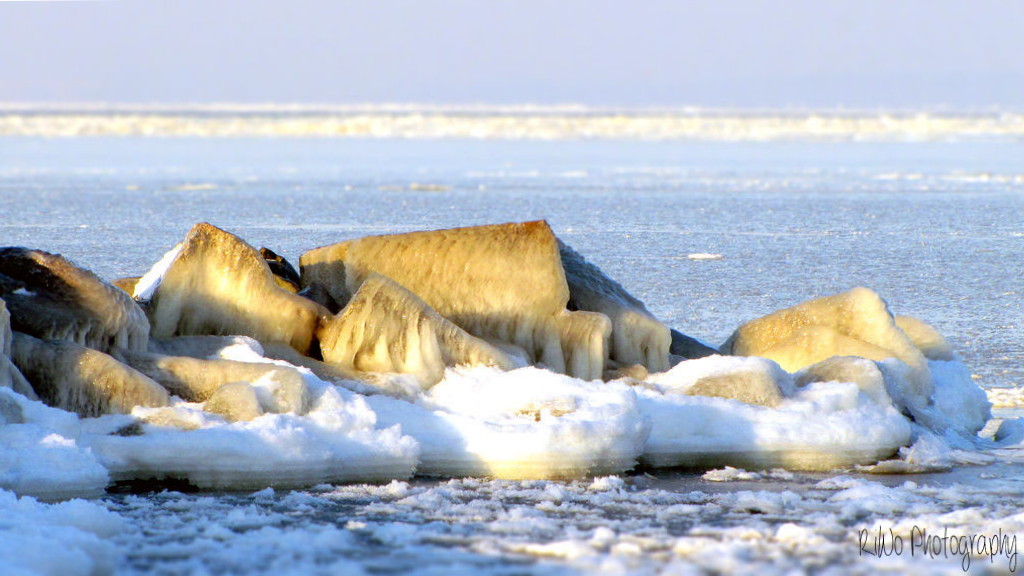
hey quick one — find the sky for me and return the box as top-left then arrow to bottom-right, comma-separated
0,0 -> 1021,109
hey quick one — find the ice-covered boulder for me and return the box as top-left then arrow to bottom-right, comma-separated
114,349 -> 310,414
669,329 -> 718,361
0,247 -> 150,354
794,356 -> 893,406
649,355 -> 791,408
721,287 -> 932,411
141,223 -> 329,355
1,298 -> 35,399
203,381 -> 265,422
301,221 -> 612,380
112,276 -> 140,295
11,333 -> 169,417
259,247 -> 301,293
895,315 -> 955,361
558,239 -> 671,372
318,274 -> 519,387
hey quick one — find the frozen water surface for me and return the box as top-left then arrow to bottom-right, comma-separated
2,136 -> 1024,574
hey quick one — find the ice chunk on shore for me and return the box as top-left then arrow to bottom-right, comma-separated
366,366 -> 649,479
0,388 -> 109,500
85,378 -> 418,490
640,356 -> 912,470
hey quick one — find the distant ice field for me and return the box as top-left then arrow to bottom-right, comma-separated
2,136 -> 1024,575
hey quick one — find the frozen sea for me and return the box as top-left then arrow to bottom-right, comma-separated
2,134 -> 1024,575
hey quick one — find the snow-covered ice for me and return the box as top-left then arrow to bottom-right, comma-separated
1,134 -> 1022,574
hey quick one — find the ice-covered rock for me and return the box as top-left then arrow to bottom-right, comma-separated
148,334 -> 266,359
0,247 -> 150,354
143,223 -> 329,355
11,333 -> 169,417
895,315 -> 955,361
794,356 -> 893,406
722,287 -> 932,412
317,274 -> 519,387
1,297 -> 36,399
259,247 -> 301,293
649,355 -> 793,408
558,239 -> 671,372
114,348 -> 311,414
204,381 -> 265,422
300,221 -> 612,380
669,329 -> 718,360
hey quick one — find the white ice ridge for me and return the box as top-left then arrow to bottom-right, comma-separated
365,366 -> 649,479
1,106 -> 1023,141
0,336 -> 991,496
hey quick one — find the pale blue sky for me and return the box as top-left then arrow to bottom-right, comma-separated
0,0 -> 1021,108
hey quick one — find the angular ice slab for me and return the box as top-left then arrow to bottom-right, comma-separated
364,366 -> 650,480
301,221 -> 612,380
318,274 -> 518,387
143,223 -> 328,355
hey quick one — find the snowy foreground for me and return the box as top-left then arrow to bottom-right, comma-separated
3,341 -> 1020,574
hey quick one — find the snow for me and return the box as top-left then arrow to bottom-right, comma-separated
367,366 -> 649,479
0,490 -> 124,576
85,379 -> 420,490
132,242 -> 182,302
0,388 -> 109,501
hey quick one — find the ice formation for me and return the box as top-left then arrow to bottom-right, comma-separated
558,239 -> 671,372
301,221 -> 612,380
11,333 -> 169,418
203,381 -> 264,422
86,379 -> 420,490
0,297 -> 35,398
649,355 -> 790,408
640,355 -> 912,470
722,287 -> 933,413
794,356 -> 893,406
144,223 -> 328,355
0,387 -> 110,500
114,348 -> 311,414
0,247 -> 150,354
895,315 -> 955,361
365,366 -> 649,479
318,274 -> 519,387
